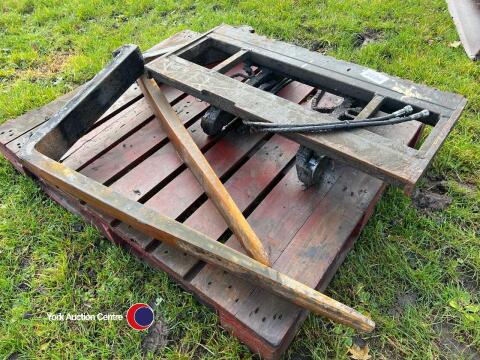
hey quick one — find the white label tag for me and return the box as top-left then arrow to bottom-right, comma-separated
361,69 -> 389,84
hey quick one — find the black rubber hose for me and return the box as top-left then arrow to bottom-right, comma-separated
245,110 -> 429,134
244,105 -> 415,129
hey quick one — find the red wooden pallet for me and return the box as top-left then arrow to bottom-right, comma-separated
0,31 -> 424,359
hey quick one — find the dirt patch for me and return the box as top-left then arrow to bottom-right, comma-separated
352,335 -> 368,349
291,37 -> 335,54
405,250 -> 423,270
460,274 -> 479,294
434,323 -> 480,360
354,29 -> 384,48
141,316 -> 169,355
72,222 -> 85,232
412,180 -> 452,212
11,52 -> 73,82
308,40 -> 331,53
458,265 -> 479,294
17,282 -> 30,291
388,292 -> 418,317
19,255 -> 30,269
7,353 -> 20,360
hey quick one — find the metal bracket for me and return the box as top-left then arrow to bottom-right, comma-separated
201,65 -> 289,136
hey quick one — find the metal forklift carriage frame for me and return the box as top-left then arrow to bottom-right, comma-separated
146,25 -> 467,194
21,43 -> 374,332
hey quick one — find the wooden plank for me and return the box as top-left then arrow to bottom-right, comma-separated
108,120 -> 211,201
148,84 -> 390,281
133,82 -> 314,271
143,131 -> 265,217
188,167 -> 344,342
149,134 -> 298,275
145,81 -> 314,217
4,83 -> 147,158
211,25 -> 464,112
212,50 -> 249,73
0,141 -> 25,173
224,170 -> 382,346
99,113 -> 255,230
112,81 -> 313,249
109,81 -> 312,203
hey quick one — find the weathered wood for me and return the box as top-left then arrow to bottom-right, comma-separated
212,49 -> 249,73
79,63 -> 247,185
209,25 -> 463,112
79,95 -> 209,184
144,82 -> 312,219
138,75 -> 271,266
112,81 -> 313,279
153,134 -> 300,276
144,129 -> 265,216
356,94 -> 384,120
18,52 -> 375,331
109,120 -> 211,201
108,80 -> 310,203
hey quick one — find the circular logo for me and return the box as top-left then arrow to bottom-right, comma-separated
126,303 -> 154,330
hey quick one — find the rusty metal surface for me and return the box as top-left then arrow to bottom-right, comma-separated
447,0 -> 480,60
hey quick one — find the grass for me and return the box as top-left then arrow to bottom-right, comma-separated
0,0 -> 479,358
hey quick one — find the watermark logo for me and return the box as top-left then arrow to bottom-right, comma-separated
126,303 -> 154,330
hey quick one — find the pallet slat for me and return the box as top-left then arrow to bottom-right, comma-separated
79,95 -> 209,184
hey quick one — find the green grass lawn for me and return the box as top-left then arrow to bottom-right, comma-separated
0,0 -> 479,358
